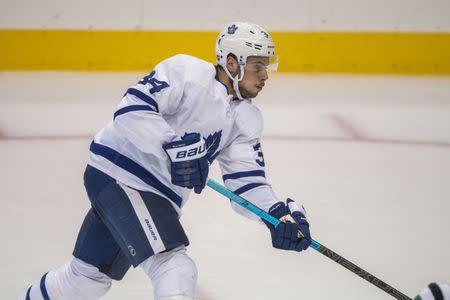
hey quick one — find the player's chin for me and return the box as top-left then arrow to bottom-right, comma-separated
248,88 -> 262,98
240,87 -> 261,98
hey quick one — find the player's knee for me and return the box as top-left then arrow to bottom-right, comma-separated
140,246 -> 198,300
63,258 -> 112,299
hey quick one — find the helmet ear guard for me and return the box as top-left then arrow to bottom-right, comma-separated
215,22 -> 278,99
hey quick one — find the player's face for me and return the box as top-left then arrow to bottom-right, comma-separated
238,56 -> 270,98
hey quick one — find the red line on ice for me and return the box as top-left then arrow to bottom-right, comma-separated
0,134 -> 94,141
1,132 -> 450,148
328,113 -> 366,140
263,134 -> 450,148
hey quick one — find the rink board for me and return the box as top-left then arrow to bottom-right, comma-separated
1,30 -> 450,74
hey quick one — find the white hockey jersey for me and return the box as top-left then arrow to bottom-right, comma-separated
88,54 -> 281,219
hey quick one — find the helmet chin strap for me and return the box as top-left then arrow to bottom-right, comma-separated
224,65 -> 245,100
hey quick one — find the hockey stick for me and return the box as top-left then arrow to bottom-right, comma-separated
206,178 -> 412,300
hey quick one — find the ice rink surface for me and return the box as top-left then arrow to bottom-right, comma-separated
1,71 -> 449,299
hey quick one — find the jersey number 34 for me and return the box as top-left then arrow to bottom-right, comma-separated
139,71 -> 169,94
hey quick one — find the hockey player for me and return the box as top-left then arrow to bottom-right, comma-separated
21,21 -> 311,300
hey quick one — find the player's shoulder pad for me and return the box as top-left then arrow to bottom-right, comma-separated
159,54 -> 215,82
148,55 -> 215,100
178,54 -> 216,86
233,100 -> 264,140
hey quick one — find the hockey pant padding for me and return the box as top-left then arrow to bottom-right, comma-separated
140,245 -> 197,300
77,165 -> 189,275
73,207 -> 131,280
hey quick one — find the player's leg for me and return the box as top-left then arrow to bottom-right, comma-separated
21,206 -> 131,300
22,257 -> 112,300
104,176 -> 196,300
128,187 -> 198,300
86,165 -> 195,299
72,207 -> 131,281
140,245 -> 198,300
22,164 -> 195,299
21,165 -> 133,300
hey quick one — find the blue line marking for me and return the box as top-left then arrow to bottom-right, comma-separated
222,170 -> 266,181
234,182 -> 267,195
114,105 -> 156,119
90,142 -> 183,207
126,88 -> 159,112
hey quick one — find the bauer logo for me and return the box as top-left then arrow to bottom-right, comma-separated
175,144 -> 206,159
145,219 -> 158,241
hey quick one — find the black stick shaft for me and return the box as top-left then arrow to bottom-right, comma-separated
312,241 -> 411,300
207,179 -> 411,300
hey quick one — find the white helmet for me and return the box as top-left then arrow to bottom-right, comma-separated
215,22 -> 278,99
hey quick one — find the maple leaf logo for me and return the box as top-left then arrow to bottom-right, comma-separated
203,130 -> 222,163
227,24 -> 238,34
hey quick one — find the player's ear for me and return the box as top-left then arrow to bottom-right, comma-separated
226,55 -> 239,77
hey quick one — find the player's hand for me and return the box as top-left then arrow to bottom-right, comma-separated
263,198 -> 311,252
163,133 -> 209,193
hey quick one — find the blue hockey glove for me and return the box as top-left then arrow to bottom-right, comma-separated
163,133 -> 209,194
263,198 -> 311,252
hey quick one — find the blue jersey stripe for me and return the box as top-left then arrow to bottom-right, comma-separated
25,286 -> 31,300
126,88 -> 159,112
90,142 -> 183,208
114,105 -> 156,119
234,182 -> 267,195
222,170 -> 266,181
40,272 -> 50,300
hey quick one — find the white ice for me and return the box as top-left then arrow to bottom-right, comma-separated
1,71 -> 449,299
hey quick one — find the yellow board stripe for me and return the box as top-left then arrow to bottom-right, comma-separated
274,32 -> 450,74
1,29 -> 450,74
